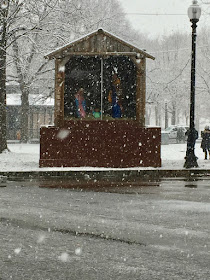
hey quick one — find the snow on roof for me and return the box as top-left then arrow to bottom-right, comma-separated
45,29 -> 98,58
6,94 -> 54,106
45,28 -> 155,60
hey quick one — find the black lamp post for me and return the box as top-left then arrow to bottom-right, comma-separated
184,0 -> 201,168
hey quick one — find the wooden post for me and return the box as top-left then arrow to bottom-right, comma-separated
54,58 -> 65,127
54,59 -> 59,126
100,57 -> 103,120
136,57 -> 146,126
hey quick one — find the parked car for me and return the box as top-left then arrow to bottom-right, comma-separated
162,125 -> 189,143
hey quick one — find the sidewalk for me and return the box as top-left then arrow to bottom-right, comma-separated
1,143 -> 210,180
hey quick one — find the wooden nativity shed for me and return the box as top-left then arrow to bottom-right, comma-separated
39,29 -> 161,168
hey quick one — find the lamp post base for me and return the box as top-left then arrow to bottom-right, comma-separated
184,128 -> 198,168
184,151 -> 198,168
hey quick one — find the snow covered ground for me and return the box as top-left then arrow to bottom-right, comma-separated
0,142 -> 210,172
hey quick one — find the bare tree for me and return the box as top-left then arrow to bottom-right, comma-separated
0,0 -> 24,151
146,32 -> 192,127
0,1 -> 9,152
8,0 -> 58,142
7,0 -> 145,142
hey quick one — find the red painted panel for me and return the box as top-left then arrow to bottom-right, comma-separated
39,121 -> 161,168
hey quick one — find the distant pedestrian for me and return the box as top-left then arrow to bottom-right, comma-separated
177,127 -> 185,143
16,130 -> 21,141
201,125 -> 210,159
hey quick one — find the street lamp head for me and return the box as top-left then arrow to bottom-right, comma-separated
188,0 -> 201,20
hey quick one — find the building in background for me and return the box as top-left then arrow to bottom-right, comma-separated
6,84 -> 54,141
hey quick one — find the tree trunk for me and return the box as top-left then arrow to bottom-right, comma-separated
145,107 -> 151,125
155,103 -> 161,126
0,4 -> 8,153
0,3 -> 8,153
12,40 -> 30,143
165,102 -> 168,129
0,51 -> 7,152
171,102 -> 176,125
20,89 -> 30,143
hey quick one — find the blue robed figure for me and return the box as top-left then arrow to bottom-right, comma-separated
111,85 -> 121,118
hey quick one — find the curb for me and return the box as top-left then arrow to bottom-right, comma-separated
1,169 -> 210,181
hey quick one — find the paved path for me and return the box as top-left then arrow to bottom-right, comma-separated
0,178 -> 210,279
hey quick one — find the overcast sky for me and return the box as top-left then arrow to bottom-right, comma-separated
119,0 -> 208,38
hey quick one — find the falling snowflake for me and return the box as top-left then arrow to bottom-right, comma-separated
59,65 -> 65,72
75,247 -> 82,256
1,2 -> 8,9
58,252 -> 69,262
84,174 -> 90,180
37,234 -> 46,244
57,129 -> 70,140
14,248 -> 21,255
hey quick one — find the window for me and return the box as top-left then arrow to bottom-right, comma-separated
64,56 -> 136,120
